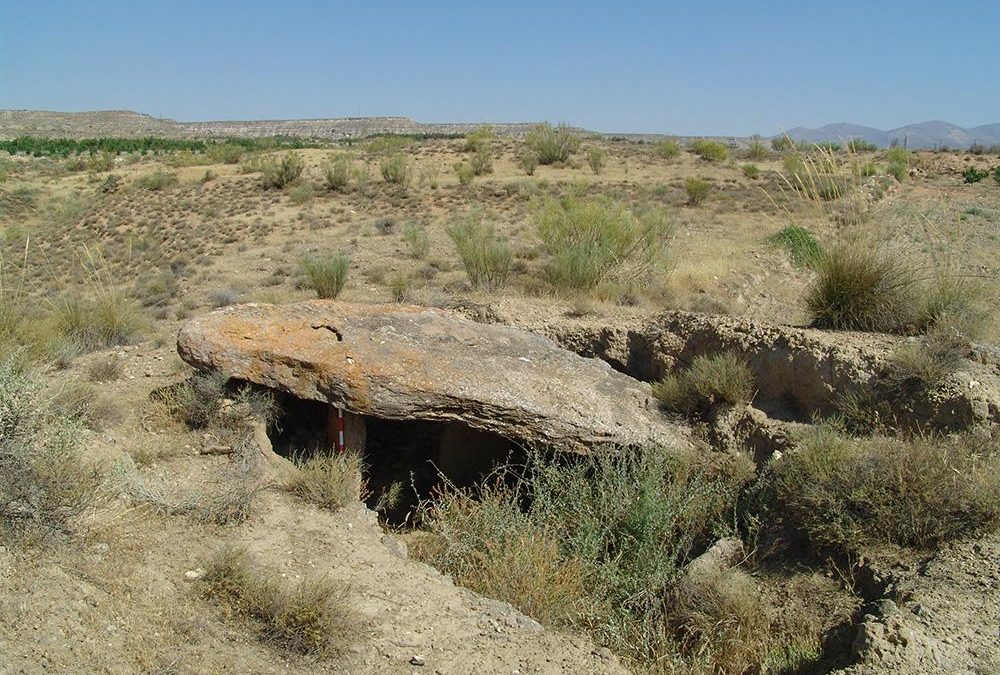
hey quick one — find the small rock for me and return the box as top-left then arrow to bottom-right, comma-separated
877,599 -> 900,617
184,568 -> 206,581
410,655 -> 425,666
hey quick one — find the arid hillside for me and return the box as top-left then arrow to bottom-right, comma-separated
1,124 -> 998,674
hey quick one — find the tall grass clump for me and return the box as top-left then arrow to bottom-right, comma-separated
773,426 -> 1000,555
200,546 -> 355,656
805,242 -> 916,332
418,445 -> 760,670
446,210 -> 512,291
765,225 -> 824,268
523,123 -> 581,165
653,352 -> 754,419
52,247 -> 145,352
745,135 -> 769,160
0,358 -> 102,541
535,196 -> 673,291
323,154 -> 353,191
260,153 -> 305,189
691,139 -> 728,162
403,221 -> 431,259
300,251 -> 350,299
379,153 -> 411,186
586,147 -> 608,175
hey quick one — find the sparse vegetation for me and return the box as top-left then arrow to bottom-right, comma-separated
200,546 -> 355,656
135,170 -> 179,191
417,444 -> 773,671
652,352 -> 754,418
300,251 -> 350,299
741,163 -> 760,179
773,426 -> 1000,554
0,358 -> 103,541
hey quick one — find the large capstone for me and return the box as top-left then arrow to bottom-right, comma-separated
176,301 -> 690,453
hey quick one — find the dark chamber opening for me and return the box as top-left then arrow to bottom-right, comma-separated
267,391 -> 520,525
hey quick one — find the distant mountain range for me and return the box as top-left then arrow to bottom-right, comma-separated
780,121 -> 1000,150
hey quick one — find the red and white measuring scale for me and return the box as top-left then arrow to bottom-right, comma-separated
334,406 -> 346,453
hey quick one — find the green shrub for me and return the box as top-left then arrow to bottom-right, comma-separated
691,139 -> 728,162
805,242 -> 916,332
463,125 -> 495,153
287,451 -> 361,510
741,163 -> 760,179
774,427 -> 1000,554
260,153 -> 305,189
300,251 -> 350,299
200,546 -> 355,655
446,211 -> 512,291
586,147 -> 607,175
888,161 -> 908,182
470,146 -> 493,175
654,137 -> 681,159
517,148 -> 540,175
745,135 -> 769,160
206,143 -> 245,164
524,123 -> 581,164
0,359 -> 103,541
403,222 -> 430,259
771,136 -> 795,152
455,162 -> 475,187
962,167 -> 989,183
847,139 -> 878,153
535,196 -> 673,290
684,177 -> 711,205
417,444 -> 755,668
379,153 -> 410,185
652,352 -> 754,418
766,225 -> 824,269
323,154 -> 353,191
993,166 -> 1000,184
135,170 -> 179,191
886,146 -> 909,165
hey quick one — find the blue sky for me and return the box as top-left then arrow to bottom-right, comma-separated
2,1 -> 998,135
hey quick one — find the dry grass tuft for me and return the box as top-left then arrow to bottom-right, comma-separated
287,451 -> 362,511
200,546 -> 357,656
652,352 -> 754,419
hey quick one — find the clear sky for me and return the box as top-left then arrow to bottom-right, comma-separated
2,0 -> 998,136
